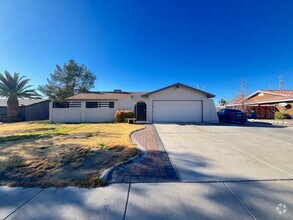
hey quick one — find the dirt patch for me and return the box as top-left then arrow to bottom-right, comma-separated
0,122 -> 144,187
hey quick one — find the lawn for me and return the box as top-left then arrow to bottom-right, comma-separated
0,121 -> 144,187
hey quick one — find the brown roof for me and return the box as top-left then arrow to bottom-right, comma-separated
256,90 -> 293,97
227,90 -> 293,106
66,92 -> 132,100
245,97 -> 293,105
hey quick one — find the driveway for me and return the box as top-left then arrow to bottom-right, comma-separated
152,123 -> 293,219
155,123 -> 293,182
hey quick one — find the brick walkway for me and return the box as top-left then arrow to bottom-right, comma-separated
108,125 -> 179,183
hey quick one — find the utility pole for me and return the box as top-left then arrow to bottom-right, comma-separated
239,78 -> 247,111
279,75 -> 283,91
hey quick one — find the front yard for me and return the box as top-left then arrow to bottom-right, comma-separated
0,121 -> 144,187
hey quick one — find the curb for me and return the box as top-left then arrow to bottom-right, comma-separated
248,119 -> 293,126
99,126 -> 148,182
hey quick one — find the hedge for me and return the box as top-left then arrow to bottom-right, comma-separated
274,112 -> 291,120
115,110 -> 134,123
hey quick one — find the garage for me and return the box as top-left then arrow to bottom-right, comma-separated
152,100 -> 203,122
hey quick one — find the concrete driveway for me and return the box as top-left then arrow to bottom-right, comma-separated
154,123 -> 293,182
152,123 -> 293,219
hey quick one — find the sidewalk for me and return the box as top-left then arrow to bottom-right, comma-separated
1,181 -> 292,219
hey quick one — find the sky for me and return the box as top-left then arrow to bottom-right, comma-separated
1,0 -> 293,103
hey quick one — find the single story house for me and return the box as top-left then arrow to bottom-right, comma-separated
0,99 -> 50,122
50,83 -> 219,123
226,90 -> 293,119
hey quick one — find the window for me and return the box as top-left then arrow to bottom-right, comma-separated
86,102 -> 114,108
53,102 -> 81,108
218,109 -> 226,113
226,109 -> 242,113
0,107 -> 7,115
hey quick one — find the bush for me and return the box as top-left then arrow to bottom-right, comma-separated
115,110 -> 134,123
274,112 -> 291,120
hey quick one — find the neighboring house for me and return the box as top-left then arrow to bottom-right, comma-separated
50,83 -> 219,123
226,90 -> 293,119
0,99 -> 50,122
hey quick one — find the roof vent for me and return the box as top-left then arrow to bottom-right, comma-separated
114,89 -> 122,93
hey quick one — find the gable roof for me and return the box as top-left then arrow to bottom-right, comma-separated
65,83 -> 215,100
245,90 -> 293,100
226,89 -> 293,106
66,92 -> 132,100
0,99 -> 49,107
259,90 -> 293,97
142,83 -> 215,98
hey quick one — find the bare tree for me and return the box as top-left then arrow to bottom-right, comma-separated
229,78 -> 248,111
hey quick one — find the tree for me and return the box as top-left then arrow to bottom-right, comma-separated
38,59 -> 96,101
229,78 -> 248,111
218,99 -> 227,106
0,71 -> 41,121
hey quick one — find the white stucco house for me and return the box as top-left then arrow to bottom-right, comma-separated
49,83 -> 219,123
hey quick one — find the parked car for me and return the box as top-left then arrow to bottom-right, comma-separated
217,109 -> 247,123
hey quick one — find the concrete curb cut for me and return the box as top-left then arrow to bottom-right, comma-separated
99,126 -> 148,182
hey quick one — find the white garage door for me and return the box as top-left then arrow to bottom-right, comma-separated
153,100 -> 203,123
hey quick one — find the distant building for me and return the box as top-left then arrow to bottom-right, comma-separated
226,90 -> 293,119
0,99 -> 50,122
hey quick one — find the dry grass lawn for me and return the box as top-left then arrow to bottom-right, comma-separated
0,121 -> 144,187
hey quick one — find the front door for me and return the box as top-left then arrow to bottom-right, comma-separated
136,102 -> 147,121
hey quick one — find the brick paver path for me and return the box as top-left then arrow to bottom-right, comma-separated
108,125 -> 179,183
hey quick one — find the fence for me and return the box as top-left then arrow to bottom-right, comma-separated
50,101 -> 117,123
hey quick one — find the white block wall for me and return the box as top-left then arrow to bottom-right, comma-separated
49,101 -> 118,123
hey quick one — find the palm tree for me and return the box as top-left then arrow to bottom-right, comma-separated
218,99 -> 227,106
0,71 -> 41,121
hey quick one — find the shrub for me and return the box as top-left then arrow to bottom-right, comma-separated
115,110 -> 134,123
274,112 -> 291,120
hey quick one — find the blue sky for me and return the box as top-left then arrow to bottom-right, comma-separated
1,0 -> 293,103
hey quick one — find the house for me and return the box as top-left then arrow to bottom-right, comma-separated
50,83 -> 219,123
226,90 -> 293,119
0,99 -> 50,122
